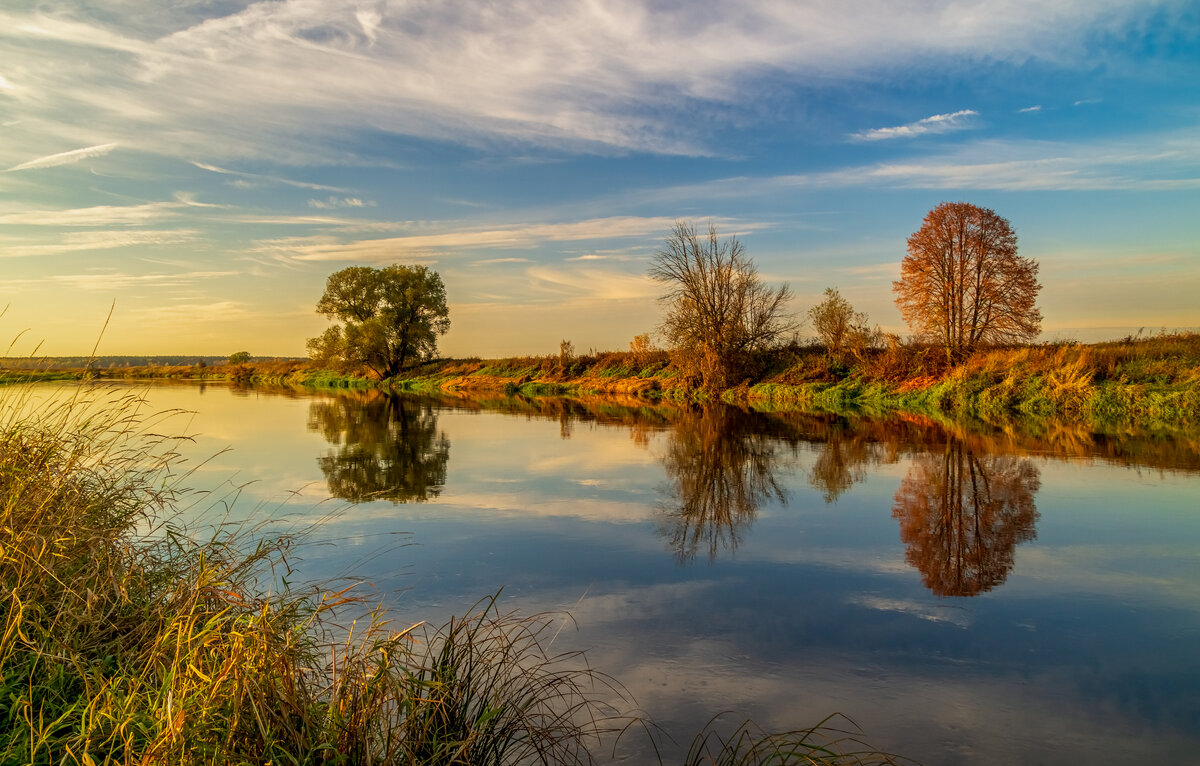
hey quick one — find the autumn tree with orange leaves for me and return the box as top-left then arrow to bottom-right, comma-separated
894,202 -> 1041,361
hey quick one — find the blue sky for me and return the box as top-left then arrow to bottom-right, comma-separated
1,0 -> 1198,357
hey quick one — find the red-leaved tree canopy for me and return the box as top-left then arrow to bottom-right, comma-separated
893,202 -> 1042,361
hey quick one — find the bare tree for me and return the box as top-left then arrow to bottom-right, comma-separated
657,405 -> 792,562
894,202 -> 1041,361
649,222 -> 796,391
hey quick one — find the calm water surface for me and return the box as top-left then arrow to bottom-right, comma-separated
49,381 -> 1200,764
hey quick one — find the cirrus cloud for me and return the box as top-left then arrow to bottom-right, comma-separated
6,143 -> 118,171
0,1 -> 1182,162
851,110 -> 979,142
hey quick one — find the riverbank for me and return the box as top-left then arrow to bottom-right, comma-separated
11,332 -> 1200,426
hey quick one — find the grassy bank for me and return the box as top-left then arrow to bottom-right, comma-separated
747,332 -> 1200,422
13,332 -> 1199,425
0,382 -> 907,765
361,332 -> 1200,425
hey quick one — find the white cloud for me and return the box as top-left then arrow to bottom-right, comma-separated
265,216 -> 680,262
51,270 -> 238,290
191,162 -> 349,191
1018,105 -> 1043,113
473,257 -> 530,265
232,214 -> 365,226
565,250 -> 642,262
308,196 -> 373,209
525,265 -> 660,301
848,595 -> 972,627
0,230 -> 198,258
0,2 -> 1179,161
851,110 -> 979,141
6,143 -> 118,171
834,138 -> 1200,190
0,202 -> 181,226
640,129 -> 1200,197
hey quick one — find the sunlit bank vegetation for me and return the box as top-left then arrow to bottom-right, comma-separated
374,330 -> 1200,425
0,382 -> 912,765
274,330 -> 1200,422
9,330 -> 1200,425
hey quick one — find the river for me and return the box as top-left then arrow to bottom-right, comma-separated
36,380 -> 1200,764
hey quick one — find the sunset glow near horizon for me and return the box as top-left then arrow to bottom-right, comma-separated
2,1 -> 1198,358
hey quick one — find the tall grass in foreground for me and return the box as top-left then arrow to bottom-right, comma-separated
0,381 -> 909,765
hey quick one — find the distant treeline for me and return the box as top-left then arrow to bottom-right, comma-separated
0,356 -> 305,370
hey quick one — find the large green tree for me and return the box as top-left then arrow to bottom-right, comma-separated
307,264 -> 450,378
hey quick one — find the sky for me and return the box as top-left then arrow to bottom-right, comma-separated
1,0 -> 1198,358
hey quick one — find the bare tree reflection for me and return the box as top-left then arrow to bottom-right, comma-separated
308,393 -> 450,503
658,406 -> 793,563
807,418 -> 880,503
892,439 -> 1040,596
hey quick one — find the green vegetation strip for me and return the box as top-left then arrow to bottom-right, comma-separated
7,332 -> 1198,427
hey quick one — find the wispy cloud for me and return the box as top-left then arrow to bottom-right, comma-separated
231,214 -> 367,226
0,2 -> 1177,161
6,143 -> 117,171
51,270 -> 237,290
639,129 -> 1200,197
838,262 -> 901,279
0,202 -> 181,226
1018,105 -> 1043,113
123,300 -> 254,323
565,253 -> 640,262
264,216 -> 680,262
473,257 -> 530,265
307,197 -> 373,209
525,266 -> 660,301
851,110 -> 979,141
191,162 -> 348,192
849,595 -> 971,627
0,230 -> 197,258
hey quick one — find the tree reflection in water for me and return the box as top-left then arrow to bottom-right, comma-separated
806,417 -> 891,504
307,393 -> 450,503
892,439 -> 1040,596
657,405 -> 795,563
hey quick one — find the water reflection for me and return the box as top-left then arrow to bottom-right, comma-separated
307,392 -> 450,503
804,417 -> 898,503
892,439 -> 1040,597
293,388 -> 1198,597
55,381 -> 1200,764
652,406 -> 1045,591
656,405 -> 796,563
